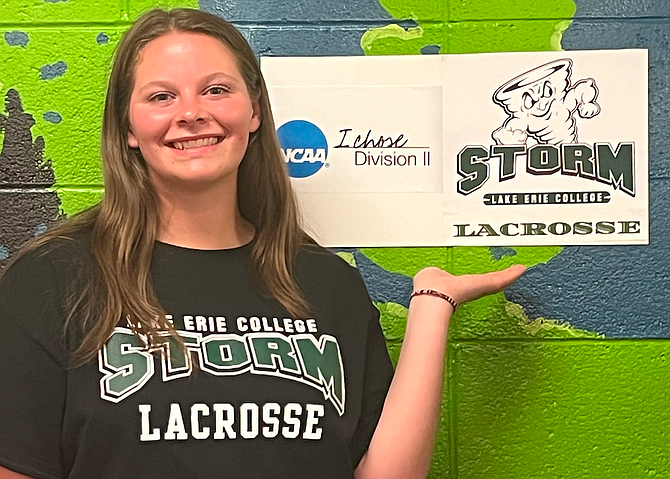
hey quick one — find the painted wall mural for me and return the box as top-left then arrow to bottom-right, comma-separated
0,0 -> 668,477
0,88 -> 60,266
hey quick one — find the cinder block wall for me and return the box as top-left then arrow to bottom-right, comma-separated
1,1 -> 668,477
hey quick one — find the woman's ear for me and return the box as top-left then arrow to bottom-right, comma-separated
249,101 -> 261,133
128,130 -> 139,148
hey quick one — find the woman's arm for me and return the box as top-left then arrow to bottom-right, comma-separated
0,249 -> 69,479
355,265 -> 526,479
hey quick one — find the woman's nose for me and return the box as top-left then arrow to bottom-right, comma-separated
177,96 -> 210,124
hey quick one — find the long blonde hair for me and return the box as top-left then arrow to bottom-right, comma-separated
7,8 -> 313,365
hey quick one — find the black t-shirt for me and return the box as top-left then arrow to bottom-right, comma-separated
0,236 -> 393,479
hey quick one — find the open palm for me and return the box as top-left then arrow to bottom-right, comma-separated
413,264 -> 527,305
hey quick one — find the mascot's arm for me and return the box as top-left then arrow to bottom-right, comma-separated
567,79 -> 601,118
492,117 -> 528,145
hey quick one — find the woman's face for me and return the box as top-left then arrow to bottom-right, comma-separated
127,31 -> 260,193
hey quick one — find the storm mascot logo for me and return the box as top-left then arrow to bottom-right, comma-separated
492,59 -> 600,146
456,58 -> 635,198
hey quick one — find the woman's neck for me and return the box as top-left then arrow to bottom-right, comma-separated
154,181 -> 255,250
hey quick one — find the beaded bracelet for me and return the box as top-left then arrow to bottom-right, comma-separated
410,289 -> 458,310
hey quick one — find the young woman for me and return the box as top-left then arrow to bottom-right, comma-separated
0,8 -> 524,479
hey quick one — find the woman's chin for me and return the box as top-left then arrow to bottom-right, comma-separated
151,169 -> 238,193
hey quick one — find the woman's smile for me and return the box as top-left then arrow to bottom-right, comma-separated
166,134 -> 224,151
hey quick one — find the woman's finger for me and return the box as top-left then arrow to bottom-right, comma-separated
459,264 -> 527,303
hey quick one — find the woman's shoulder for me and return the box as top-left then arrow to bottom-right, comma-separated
0,233 -> 94,367
1,231 -> 94,286
295,244 -> 368,294
297,244 -> 356,273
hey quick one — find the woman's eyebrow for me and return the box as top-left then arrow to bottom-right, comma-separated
137,80 -> 175,93
201,71 -> 239,83
137,72 -> 239,93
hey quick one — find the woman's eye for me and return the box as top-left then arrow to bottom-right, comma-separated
150,93 -> 171,102
207,86 -> 228,95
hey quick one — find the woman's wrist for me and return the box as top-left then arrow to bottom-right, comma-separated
408,290 -> 456,319
410,289 -> 458,310
412,267 -> 461,309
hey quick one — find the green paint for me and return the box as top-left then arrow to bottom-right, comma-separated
0,28 -> 120,213
56,188 -> 105,216
374,301 -> 407,365
361,23 -> 447,56
376,0 -> 445,21
448,19 -> 574,54
0,0 -> 193,23
362,0 -> 575,55
0,0 -> 197,216
449,0 -> 575,21
0,0 -> 124,23
335,251 -> 357,267
128,0 -> 198,20
361,247 -> 449,277
506,302 -> 602,339
455,340 -> 670,478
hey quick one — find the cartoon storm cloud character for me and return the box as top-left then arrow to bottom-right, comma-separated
491,59 -> 600,146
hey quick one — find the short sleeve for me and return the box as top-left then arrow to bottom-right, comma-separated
0,252 -> 68,479
348,301 -> 394,466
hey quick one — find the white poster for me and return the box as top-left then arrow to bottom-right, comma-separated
261,50 -> 648,247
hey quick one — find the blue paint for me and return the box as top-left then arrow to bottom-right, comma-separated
33,224 -> 48,237
572,0 -> 670,18
562,20 -> 670,178
506,180 -> 670,338
43,111 -> 63,124
329,247 -> 413,306
4,31 -> 29,48
39,61 -> 68,80
532,15 -> 670,338
96,33 -> 110,45
250,27 -> 372,56
0,245 -> 8,261
201,0 -> 394,56
420,44 -> 441,54
200,0 -> 392,22
353,250 -> 413,308
489,246 -> 517,261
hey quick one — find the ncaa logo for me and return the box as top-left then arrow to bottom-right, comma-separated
277,120 -> 328,178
